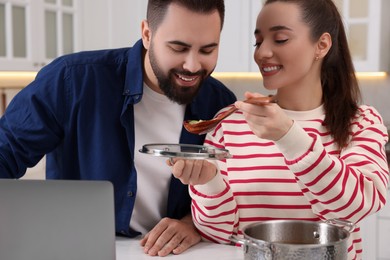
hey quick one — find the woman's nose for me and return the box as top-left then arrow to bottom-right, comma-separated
254,42 -> 273,64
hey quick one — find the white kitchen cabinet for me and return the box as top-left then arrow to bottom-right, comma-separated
333,0 -> 390,72
1,0 -> 388,72
42,0 -> 390,73
0,0 -> 80,71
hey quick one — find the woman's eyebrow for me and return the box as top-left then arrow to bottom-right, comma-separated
254,25 -> 293,35
269,25 -> 293,32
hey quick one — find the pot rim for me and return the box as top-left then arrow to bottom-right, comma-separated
242,219 -> 350,248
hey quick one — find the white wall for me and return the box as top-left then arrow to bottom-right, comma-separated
79,0 -> 147,51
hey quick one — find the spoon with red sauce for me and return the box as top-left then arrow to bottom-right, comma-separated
184,96 -> 277,135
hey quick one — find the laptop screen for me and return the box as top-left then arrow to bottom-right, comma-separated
0,179 -> 116,260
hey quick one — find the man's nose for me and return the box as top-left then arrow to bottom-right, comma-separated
183,52 -> 202,73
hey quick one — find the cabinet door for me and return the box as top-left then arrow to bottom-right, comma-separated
0,0 -> 80,71
334,0 -> 389,72
0,0 -> 29,70
41,0 -> 78,61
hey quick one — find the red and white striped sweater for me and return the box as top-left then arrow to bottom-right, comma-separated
189,104 -> 389,260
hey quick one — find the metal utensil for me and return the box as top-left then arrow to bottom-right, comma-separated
183,96 -> 277,135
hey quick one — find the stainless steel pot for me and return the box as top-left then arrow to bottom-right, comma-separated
230,219 -> 354,260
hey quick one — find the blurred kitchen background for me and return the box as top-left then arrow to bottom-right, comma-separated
0,0 -> 389,259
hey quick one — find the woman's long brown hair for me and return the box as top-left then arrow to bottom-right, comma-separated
265,0 -> 361,149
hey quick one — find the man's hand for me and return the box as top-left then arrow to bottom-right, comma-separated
140,215 -> 201,256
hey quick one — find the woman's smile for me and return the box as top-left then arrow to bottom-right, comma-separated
261,63 -> 282,76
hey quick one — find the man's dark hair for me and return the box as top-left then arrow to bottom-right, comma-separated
147,0 -> 225,32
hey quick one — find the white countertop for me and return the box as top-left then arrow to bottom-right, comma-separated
115,237 -> 243,260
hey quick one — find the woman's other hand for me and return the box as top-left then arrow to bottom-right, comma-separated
167,158 -> 217,185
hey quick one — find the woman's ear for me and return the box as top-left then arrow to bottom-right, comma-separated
316,32 -> 332,59
141,20 -> 151,50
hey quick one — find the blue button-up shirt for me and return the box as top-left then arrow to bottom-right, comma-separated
0,40 -> 236,236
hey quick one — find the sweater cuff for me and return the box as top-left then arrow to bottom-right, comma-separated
193,172 -> 226,195
274,121 -> 314,161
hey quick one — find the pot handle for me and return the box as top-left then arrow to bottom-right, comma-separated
230,235 -> 273,259
325,218 -> 356,232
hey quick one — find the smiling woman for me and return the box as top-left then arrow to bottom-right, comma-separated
167,1 -> 389,260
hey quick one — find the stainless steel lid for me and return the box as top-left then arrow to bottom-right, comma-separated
139,143 -> 232,160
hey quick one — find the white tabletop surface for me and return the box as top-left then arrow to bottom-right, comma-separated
115,237 -> 243,260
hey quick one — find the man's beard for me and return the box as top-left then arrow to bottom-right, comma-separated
148,44 -> 209,105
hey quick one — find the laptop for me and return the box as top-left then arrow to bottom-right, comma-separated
0,179 -> 116,260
